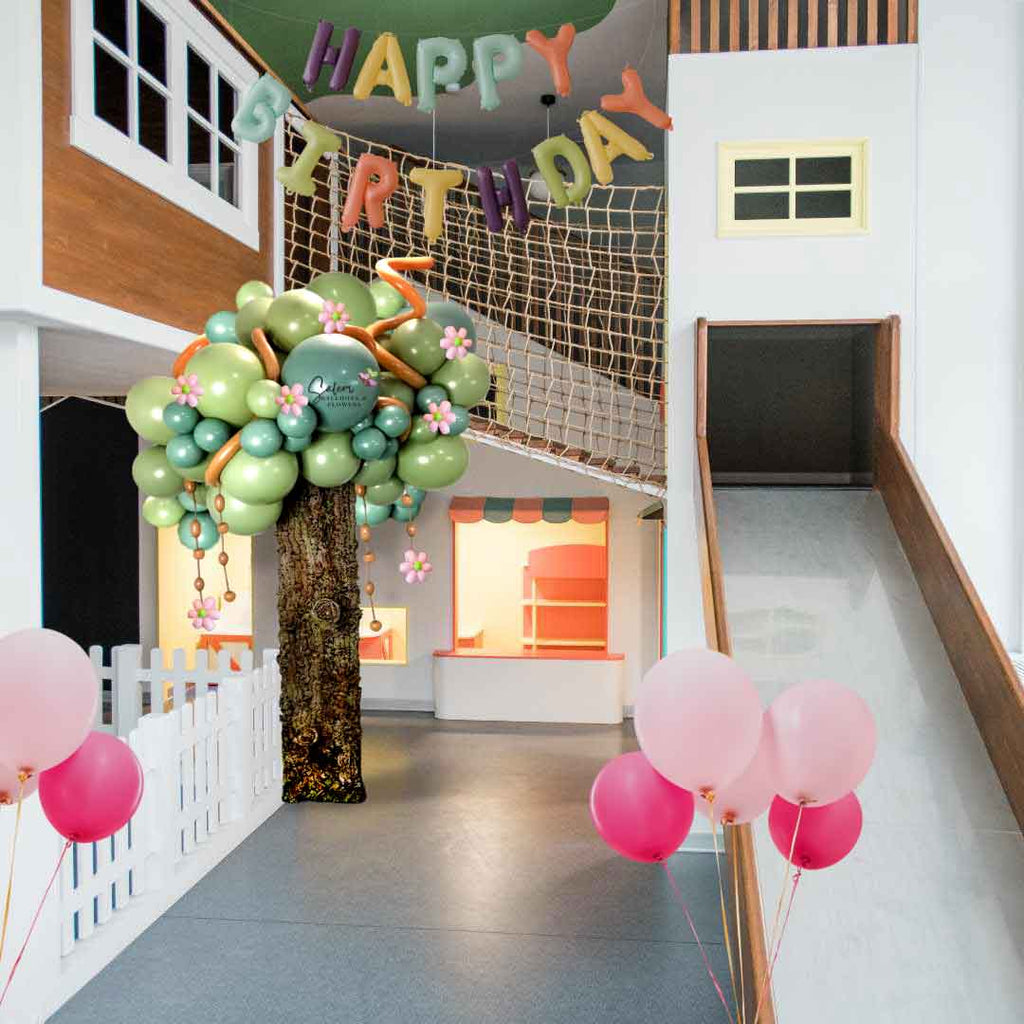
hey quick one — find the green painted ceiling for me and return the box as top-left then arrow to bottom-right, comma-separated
210,1 -> 617,101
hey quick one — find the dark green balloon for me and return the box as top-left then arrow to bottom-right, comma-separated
193,418 -> 233,453
366,476 -> 404,505
384,438 -> 399,458
163,402 -> 200,435
177,511 -> 219,550
241,419 -> 284,457
387,318 -> 446,375
222,450 -> 299,503
431,352 -> 491,409
277,405 -> 317,438
142,496 -> 185,528
378,374 -> 416,410
235,280 -> 274,309
283,434 -> 312,453
265,289 -> 327,353
205,310 -> 238,345
301,432 -> 360,487
355,500 -> 391,527
374,404 -> 411,438
391,502 -> 420,522
281,334 -> 378,432
350,415 -> 374,434
415,384 -> 449,412
236,296 -> 274,352
404,485 -> 426,504
369,279 -> 406,319
354,454 -> 396,487
177,485 -> 208,511
425,300 -> 476,341
397,435 -> 469,490
166,434 -> 204,468
132,446 -> 183,497
448,404 -> 470,436
307,272 -> 376,326
352,426 -> 388,461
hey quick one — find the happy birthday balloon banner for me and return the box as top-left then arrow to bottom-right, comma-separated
230,22 -> 673,242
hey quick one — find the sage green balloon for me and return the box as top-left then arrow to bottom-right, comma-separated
397,435 -> 469,490
236,296 -> 274,352
177,484 -> 208,511
425,300 -> 476,341
369,279 -> 406,319
241,419 -> 284,458
415,384 -> 449,412
277,405 -> 317,438
189,344 -> 265,426
355,500 -> 391,527
205,310 -> 238,345
374,404 -> 411,438
211,488 -> 282,536
193,418 -> 233,453
307,272 -> 376,326
387,318 -> 446,375
264,289 -> 325,353
301,432 -> 360,488
366,476 -> 404,505
284,434 -> 312,453
354,454 -> 396,487
177,456 -> 213,482
448,404 -> 470,436
166,434 -> 204,468
142,495 -> 184,528
406,417 -> 437,446
431,353 -> 491,409
235,280 -> 274,309
246,379 -> 281,419
352,426 -> 388,461
163,402 -> 199,435
132,446 -> 182,497
378,374 -> 416,410
177,511 -> 219,551
126,376 -> 177,443
221,450 -> 298,504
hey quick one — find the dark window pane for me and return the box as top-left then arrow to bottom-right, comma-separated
218,76 -> 236,137
137,78 -> 167,159
94,44 -> 129,136
188,117 -> 212,190
218,142 -> 238,206
136,2 -> 166,84
796,156 -> 852,185
795,190 -> 852,219
735,192 -> 789,220
93,0 -> 127,53
187,47 -> 210,120
735,158 -> 789,187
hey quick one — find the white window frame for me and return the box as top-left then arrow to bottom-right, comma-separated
717,139 -> 869,238
70,0 -> 261,250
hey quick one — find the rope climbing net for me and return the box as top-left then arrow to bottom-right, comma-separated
282,115 -> 666,494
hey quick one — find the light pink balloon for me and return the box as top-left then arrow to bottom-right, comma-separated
634,648 -> 763,795
767,680 -> 876,806
0,629 -> 98,775
768,793 -> 862,870
700,713 -> 777,825
0,762 -> 39,805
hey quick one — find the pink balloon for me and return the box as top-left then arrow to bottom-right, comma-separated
767,680 -> 875,805
768,793 -> 862,870
635,648 -> 763,795
39,732 -> 143,843
0,629 -> 97,776
700,714 -> 777,825
589,752 -> 694,863
0,762 -> 39,805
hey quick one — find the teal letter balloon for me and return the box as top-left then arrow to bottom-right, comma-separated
417,37 -> 468,114
472,34 -> 523,112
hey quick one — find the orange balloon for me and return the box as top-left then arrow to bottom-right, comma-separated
525,24 -> 575,98
341,154 -> 399,232
600,66 -> 673,131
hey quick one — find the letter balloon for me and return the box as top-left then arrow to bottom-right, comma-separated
478,159 -> 529,233
342,154 -> 399,231
232,73 -> 291,144
472,34 -> 523,111
276,120 -> 340,197
531,135 -> 592,207
525,24 -> 575,97
303,20 -> 361,92
409,168 -> 464,242
416,37 -> 468,113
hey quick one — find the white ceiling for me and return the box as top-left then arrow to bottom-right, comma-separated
39,327 -> 174,396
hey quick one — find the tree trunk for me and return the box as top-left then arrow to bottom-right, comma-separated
276,477 -> 365,803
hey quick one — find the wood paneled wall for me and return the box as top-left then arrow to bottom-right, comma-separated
42,0 -> 275,334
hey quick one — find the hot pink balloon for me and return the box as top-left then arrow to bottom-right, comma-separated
589,751 -> 694,863
0,762 -> 39,805
634,648 -> 763,795
767,679 -> 875,805
38,731 -> 143,843
768,793 -> 862,870
700,713 -> 777,825
0,628 -> 97,776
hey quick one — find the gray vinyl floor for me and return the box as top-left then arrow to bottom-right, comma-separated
53,714 -> 729,1023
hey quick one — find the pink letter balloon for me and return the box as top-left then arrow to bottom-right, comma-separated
589,751 -> 695,863
0,762 -> 39,805
0,629 -> 97,776
634,648 -> 762,796
700,714 -> 777,826
767,679 -> 875,805
768,793 -> 862,870
39,731 -> 144,844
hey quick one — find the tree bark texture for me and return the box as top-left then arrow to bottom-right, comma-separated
276,478 -> 366,803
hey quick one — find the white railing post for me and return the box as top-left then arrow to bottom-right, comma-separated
220,672 -> 252,823
111,644 -> 142,736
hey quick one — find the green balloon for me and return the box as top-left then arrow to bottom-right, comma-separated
241,419 -> 284,457
387,318 -> 446,375
354,454 -> 396,487
166,434 -> 204,468
281,334 -> 378,432
126,376 -> 177,443
378,374 -> 416,410
384,438 -> 399,457
398,434 -> 469,490
366,476 -> 404,505
352,426 -> 388,460
235,280 -> 274,310
284,434 -> 312,453
163,401 -> 200,435
178,511 -> 219,550
350,415 -> 374,434
236,296 -> 274,352
264,289 -> 326,353
355,500 -> 392,527
406,417 -> 437,446
246,379 -> 281,419
177,456 -> 213,482
374,404 -> 411,438
307,272 -> 376,326
301,432 -> 360,487
415,384 -> 449,412
142,495 -> 185,528
205,310 -> 238,344
132,446 -> 182,497
431,353 -> 491,409
448,404 -> 470,436
193,418 -> 233,453
425,300 -> 476,341
369,279 -> 406,319
221,450 -> 298,503
277,405 -> 317,438
404,485 -> 426,504
211,488 -> 282,536
189,344 -> 265,426
177,485 -> 208,511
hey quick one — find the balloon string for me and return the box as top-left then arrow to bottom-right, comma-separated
661,861 -> 735,1024
708,795 -> 740,1019
0,840 -> 72,1008
731,825 -> 746,1024
0,775 -> 27,967
753,868 -> 802,1024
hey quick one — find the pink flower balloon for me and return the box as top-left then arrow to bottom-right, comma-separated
39,731 -> 144,844
768,793 -> 863,870
767,680 -> 876,805
634,648 -> 763,796
700,713 -> 777,825
0,629 -> 98,775
0,762 -> 39,806
589,752 -> 695,863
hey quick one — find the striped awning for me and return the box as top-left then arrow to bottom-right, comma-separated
449,496 -> 609,524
